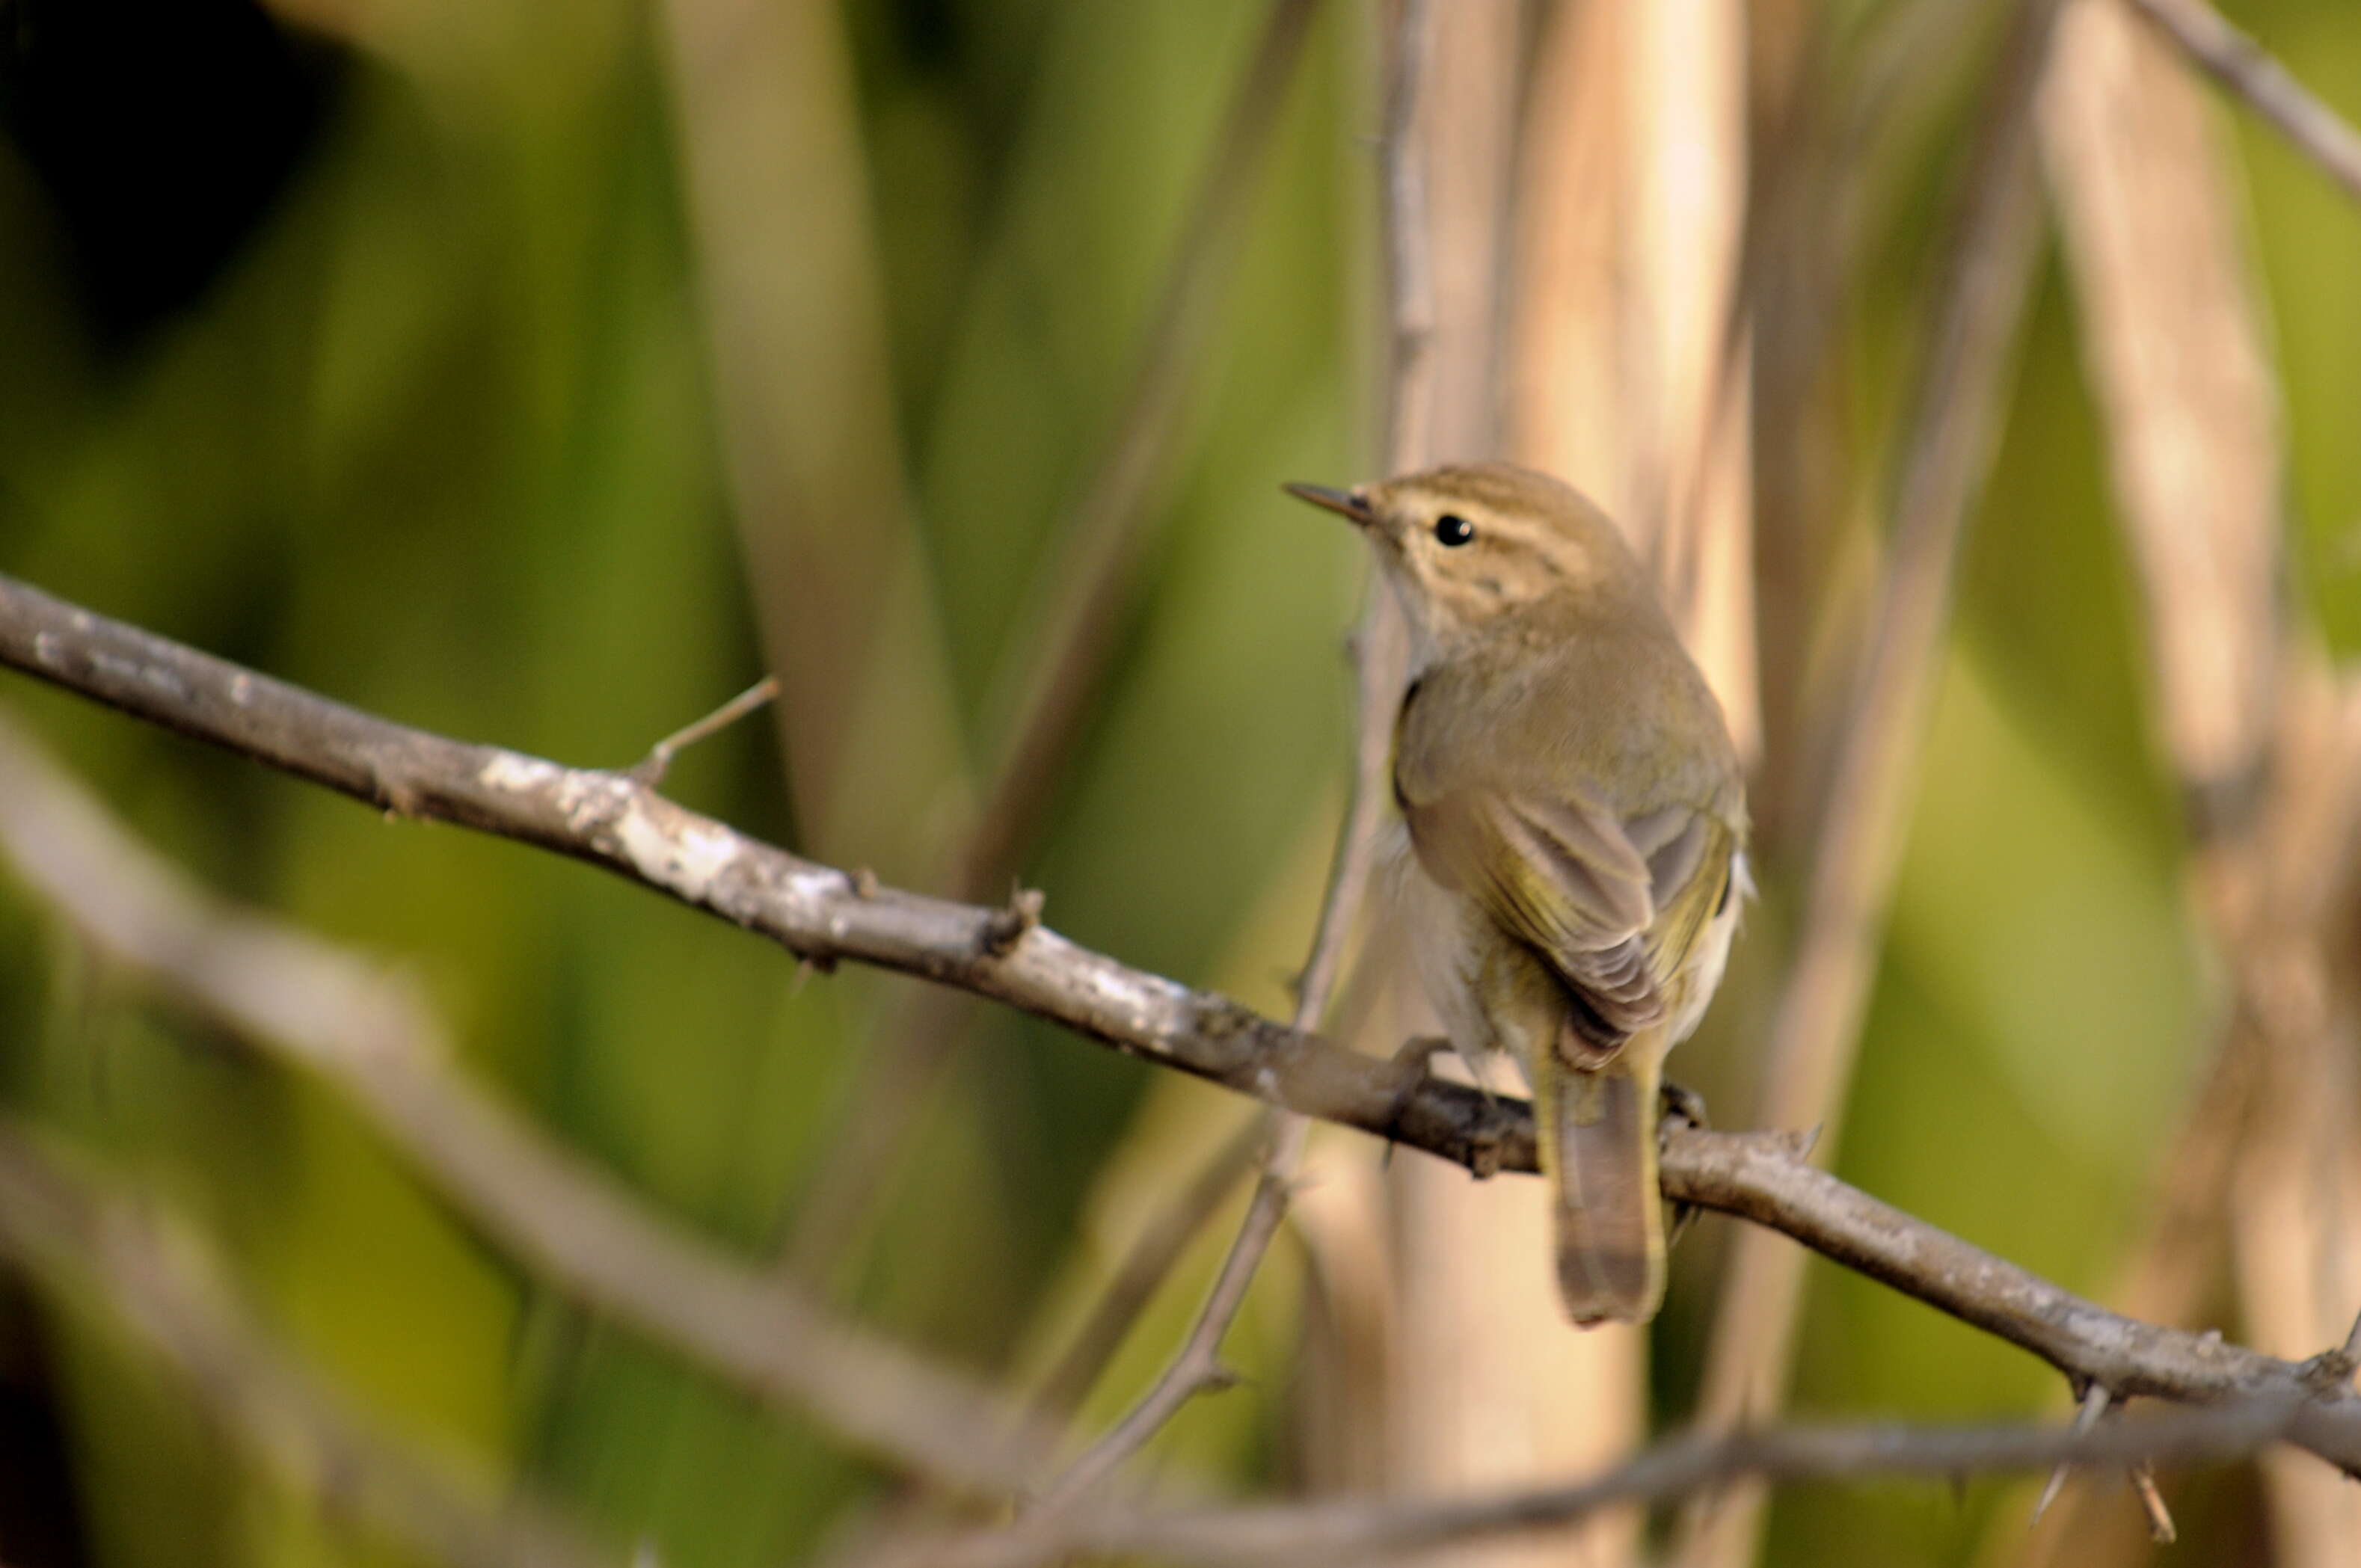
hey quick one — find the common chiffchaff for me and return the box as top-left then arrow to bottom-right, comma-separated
1289,461 -> 1746,1326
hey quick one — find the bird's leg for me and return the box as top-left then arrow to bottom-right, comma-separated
1659,1079 -> 1709,1251
1381,1034 -> 1505,1178
1457,1042 -> 1514,1110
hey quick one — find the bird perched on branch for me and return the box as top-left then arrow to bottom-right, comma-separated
1289,462 -> 1746,1325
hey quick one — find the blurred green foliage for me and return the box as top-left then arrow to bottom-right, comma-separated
0,1 -> 2356,1566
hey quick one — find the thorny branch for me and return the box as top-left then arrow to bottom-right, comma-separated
0,9 -> 2350,1566
8,571 -> 2361,1488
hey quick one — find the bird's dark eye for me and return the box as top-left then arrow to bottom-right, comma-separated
1434,513 -> 1475,547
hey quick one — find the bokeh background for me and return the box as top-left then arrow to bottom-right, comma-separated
1,1 -> 2359,1565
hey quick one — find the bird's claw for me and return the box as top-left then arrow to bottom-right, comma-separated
1658,1080 -> 1709,1134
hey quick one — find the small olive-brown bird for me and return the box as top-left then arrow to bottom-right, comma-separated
1289,461 -> 1746,1326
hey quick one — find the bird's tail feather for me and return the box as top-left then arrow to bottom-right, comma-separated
1532,1042 -> 1665,1326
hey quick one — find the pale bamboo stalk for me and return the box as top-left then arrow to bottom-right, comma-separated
1378,4 -> 1632,1567
2042,0 -> 2279,828
2127,0 -> 2361,206
1384,5 -> 1754,1567
1627,0 -> 1760,761
1746,0 -> 1995,851
1288,1015 -> 1401,1495
1508,0 -> 1757,754
2223,674 -> 2361,1568
2000,685 -> 2361,1568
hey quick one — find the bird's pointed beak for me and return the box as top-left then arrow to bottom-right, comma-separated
1283,482 -> 1372,526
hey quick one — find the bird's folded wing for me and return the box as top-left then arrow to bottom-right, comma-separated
1622,803 -> 1739,998
1401,785 -> 1665,1043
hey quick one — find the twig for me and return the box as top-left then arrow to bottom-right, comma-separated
841,1117 -> 1270,1568
865,1398 -> 2318,1568
1026,1116 -> 1267,1419
13,577 -> 2361,1479
0,1125 -> 612,1568
2125,0 -> 2361,205
0,697 -> 1057,1495
1678,4 -> 2064,1562
631,675 -> 779,786
781,0 -> 1326,1279
1035,1114 -> 1304,1507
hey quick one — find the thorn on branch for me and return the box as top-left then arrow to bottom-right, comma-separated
630,675 -> 779,787
378,780 -> 425,821
2131,1462 -> 2177,1543
2300,1344 -> 2359,1393
852,867 -> 881,900
2033,1382 -> 2111,1525
1660,1085 -> 1713,1247
981,886 -> 1045,957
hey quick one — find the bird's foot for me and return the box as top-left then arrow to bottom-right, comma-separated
1381,1035 -> 1504,1178
1659,1080 -> 1709,1134
1660,1079 -> 1708,1252
1376,1034 -> 1452,1146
